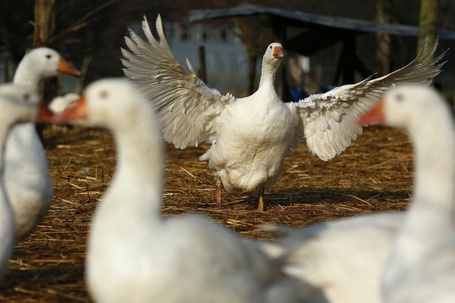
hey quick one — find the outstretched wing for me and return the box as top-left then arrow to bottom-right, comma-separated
293,39 -> 446,161
121,15 -> 234,149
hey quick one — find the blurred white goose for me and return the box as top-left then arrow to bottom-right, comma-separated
258,212 -> 402,303
0,84 -> 41,279
6,47 -> 80,240
122,15 -> 445,211
49,79 -> 317,303
257,86 -> 455,303
360,86 -> 455,303
383,236 -> 455,303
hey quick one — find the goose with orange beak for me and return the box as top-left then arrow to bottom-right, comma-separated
254,86 -> 455,303
0,83 -> 51,279
360,85 -> 455,303
5,47 -> 81,241
41,79 -> 311,303
122,15 -> 445,211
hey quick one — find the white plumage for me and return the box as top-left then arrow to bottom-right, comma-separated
5,47 -> 80,240
0,84 -> 40,279
122,15 -> 445,210
49,79 -> 315,303
366,86 -> 455,303
49,92 -> 80,114
257,86 -> 455,303
258,212 -> 402,303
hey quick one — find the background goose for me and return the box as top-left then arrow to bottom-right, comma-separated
122,15 -> 445,211
6,47 -> 80,240
49,92 -> 80,114
0,84 -> 41,279
122,16 -> 442,210
360,86 -> 455,303
47,79 -> 319,303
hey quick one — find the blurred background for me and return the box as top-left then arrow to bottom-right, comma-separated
0,0 -> 454,102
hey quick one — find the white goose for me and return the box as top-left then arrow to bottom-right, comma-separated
0,84 -> 41,279
49,79 -> 316,303
122,15 -> 445,211
360,86 -> 455,303
257,86 -> 455,303
6,47 -> 80,240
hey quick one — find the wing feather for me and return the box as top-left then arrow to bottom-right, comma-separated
121,15 -> 234,149
294,38 -> 446,161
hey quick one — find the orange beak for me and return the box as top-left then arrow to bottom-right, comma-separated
40,95 -> 87,124
37,101 -> 55,123
58,58 -> 81,77
273,46 -> 284,59
358,99 -> 385,126
56,95 -> 88,123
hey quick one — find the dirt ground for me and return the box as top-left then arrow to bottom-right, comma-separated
0,124 -> 413,302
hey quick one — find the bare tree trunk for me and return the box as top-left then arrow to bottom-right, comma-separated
376,0 -> 390,76
417,0 -> 439,59
34,0 -> 56,139
33,0 -> 57,98
34,0 -> 54,47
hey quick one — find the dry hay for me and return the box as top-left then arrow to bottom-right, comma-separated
0,125 -> 413,302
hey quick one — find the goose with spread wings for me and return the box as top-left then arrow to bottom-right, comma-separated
122,15 -> 445,211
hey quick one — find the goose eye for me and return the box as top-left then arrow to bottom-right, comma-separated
100,91 -> 108,99
269,45 -> 272,49
46,54 -> 52,59
395,93 -> 404,103
23,93 -> 30,101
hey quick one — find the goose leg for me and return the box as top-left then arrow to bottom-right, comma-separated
257,188 -> 265,211
216,177 -> 222,207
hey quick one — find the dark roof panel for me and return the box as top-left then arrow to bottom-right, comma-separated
187,4 -> 455,40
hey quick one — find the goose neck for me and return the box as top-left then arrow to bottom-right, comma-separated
385,107 -> 455,291
258,60 -> 279,91
107,110 -> 165,217
409,114 -> 455,229
13,61 -> 40,87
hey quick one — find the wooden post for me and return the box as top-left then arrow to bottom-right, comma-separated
247,55 -> 257,95
198,45 -> 207,83
33,0 -> 56,139
376,0 -> 390,76
33,0 -> 58,104
417,0 -> 439,59
33,0 -> 54,47
334,33 -> 356,85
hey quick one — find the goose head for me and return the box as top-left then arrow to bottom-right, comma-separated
263,42 -> 284,67
358,86 -> 449,131
0,84 -> 41,126
43,79 -> 152,131
13,47 -> 80,84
